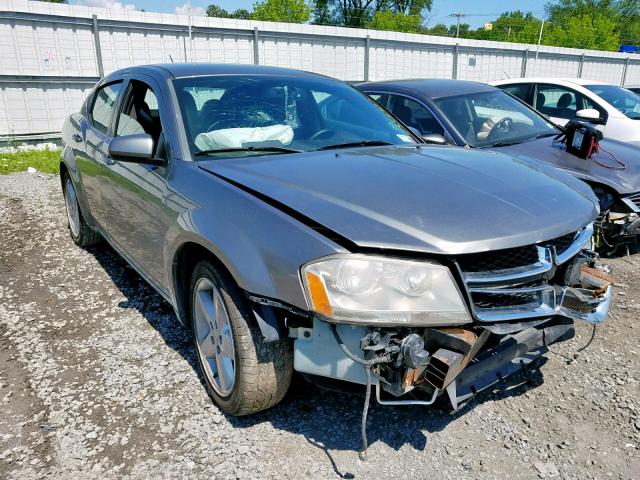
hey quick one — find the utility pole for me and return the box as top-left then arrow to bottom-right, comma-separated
187,0 -> 193,62
534,18 -> 545,74
449,12 -> 467,38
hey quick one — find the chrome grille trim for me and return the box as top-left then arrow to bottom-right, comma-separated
462,247 -> 552,286
621,193 -> 640,213
457,224 -> 593,322
554,223 -> 593,264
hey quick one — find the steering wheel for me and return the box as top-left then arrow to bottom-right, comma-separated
309,129 -> 334,141
487,117 -> 513,141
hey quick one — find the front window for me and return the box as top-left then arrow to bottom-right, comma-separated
433,90 -> 557,147
382,94 -> 445,136
173,75 -> 415,158
90,82 -> 123,134
585,84 -> 640,120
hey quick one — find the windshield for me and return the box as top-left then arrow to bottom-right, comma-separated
173,75 -> 416,157
433,90 -> 558,147
585,84 -> 640,119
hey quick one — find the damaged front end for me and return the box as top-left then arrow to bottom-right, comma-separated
293,223 -> 612,455
593,187 -> 640,255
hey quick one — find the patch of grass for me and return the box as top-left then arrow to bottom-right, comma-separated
0,148 -> 61,175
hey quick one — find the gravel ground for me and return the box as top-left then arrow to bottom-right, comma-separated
0,172 -> 638,479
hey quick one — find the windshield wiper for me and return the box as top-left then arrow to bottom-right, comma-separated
316,140 -> 392,151
485,140 -> 521,148
195,146 -> 302,157
534,132 -> 558,139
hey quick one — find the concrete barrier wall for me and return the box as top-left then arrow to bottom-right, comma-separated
1,0 -> 639,138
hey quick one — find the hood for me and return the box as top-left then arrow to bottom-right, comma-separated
199,145 -> 598,255
497,137 -> 640,195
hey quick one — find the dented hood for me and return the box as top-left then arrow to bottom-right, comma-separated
199,145 -> 599,255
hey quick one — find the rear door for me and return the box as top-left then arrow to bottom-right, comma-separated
99,75 -> 172,291
78,80 -> 124,227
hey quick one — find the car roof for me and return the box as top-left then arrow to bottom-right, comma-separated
107,63 -> 330,81
358,79 -> 495,99
492,77 -> 611,87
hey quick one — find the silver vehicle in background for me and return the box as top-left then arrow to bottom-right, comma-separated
60,64 -> 612,454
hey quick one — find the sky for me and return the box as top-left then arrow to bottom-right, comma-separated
71,0 -> 548,29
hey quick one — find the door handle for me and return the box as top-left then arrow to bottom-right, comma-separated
72,133 -> 82,143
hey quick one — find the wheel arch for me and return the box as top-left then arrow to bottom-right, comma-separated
169,237 -> 311,342
171,240 -> 236,326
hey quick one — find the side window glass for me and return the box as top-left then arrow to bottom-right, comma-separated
116,81 -> 163,141
115,80 -> 166,159
502,84 -> 529,102
90,82 -> 122,134
535,85 -> 578,119
387,94 -> 444,136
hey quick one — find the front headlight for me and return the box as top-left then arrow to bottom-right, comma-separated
301,255 -> 471,326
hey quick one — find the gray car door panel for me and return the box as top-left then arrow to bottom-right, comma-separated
99,75 -> 173,290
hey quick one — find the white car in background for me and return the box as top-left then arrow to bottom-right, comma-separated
492,78 -> 640,145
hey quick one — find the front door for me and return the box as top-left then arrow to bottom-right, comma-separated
99,76 -> 172,291
533,84 -> 606,134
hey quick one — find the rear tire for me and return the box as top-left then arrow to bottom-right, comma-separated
190,260 -> 293,415
62,173 -> 100,248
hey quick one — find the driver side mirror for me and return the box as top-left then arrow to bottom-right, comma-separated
108,134 -> 166,166
421,133 -> 448,145
576,108 -> 605,125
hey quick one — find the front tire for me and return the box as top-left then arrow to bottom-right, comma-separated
190,261 -> 293,415
62,173 -> 100,248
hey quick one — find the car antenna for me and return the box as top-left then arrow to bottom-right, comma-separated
169,54 -> 174,63
503,72 -> 510,79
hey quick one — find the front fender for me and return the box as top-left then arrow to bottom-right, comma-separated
163,162 -> 348,315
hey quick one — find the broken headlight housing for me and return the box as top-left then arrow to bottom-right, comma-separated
301,255 -> 472,326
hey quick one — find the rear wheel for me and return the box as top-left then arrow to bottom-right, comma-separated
62,173 -> 100,248
190,260 -> 293,415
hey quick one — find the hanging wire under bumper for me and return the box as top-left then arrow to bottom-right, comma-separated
375,383 -> 439,406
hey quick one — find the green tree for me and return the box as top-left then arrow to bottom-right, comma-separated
545,0 -> 617,24
428,23 -> 450,36
545,13 -> 620,49
543,0 -> 623,50
387,0 -> 432,15
232,8 -> 252,19
368,10 -> 421,32
206,4 -> 231,17
252,0 -> 311,22
333,0 -> 377,27
472,11 -> 543,44
312,0 -> 334,24
448,23 -> 471,37
616,0 -> 640,44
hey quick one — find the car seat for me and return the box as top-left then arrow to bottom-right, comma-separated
556,93 -> 575,118
389,97 -> 414,127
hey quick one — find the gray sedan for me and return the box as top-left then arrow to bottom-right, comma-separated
357,79 -> 640,253
60,64 -> 611,452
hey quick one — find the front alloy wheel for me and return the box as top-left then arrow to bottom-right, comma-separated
189,261 -> 293,416
193,277 -> 237,397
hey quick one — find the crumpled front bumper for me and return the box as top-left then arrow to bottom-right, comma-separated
445,316 -> 576,410
557,284 -> 612,324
